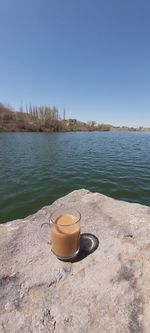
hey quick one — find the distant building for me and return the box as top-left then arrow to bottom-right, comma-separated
68,118 -> 77,123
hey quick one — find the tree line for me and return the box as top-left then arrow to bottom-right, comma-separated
0,102 -> 112,132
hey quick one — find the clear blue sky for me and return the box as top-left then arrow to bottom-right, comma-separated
0,0 -> 150,127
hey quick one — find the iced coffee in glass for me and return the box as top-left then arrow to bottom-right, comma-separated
50,208 -> 81,260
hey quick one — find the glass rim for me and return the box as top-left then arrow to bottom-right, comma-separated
49,208 -> 81,226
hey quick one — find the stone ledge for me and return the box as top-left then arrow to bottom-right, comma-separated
0,189 -> 150,333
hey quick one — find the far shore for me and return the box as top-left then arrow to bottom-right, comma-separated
0,102 -> 149,133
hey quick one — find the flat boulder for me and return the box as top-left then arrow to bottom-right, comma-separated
0,189 -> 150,333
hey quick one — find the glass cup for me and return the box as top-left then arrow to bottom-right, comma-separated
50,208 -> 81,260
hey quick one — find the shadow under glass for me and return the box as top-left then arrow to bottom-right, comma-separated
62,233 -> 99,262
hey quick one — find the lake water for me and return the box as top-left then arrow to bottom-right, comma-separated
0,132 -> 150,223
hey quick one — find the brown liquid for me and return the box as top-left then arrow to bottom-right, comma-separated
51,214 -> 80,258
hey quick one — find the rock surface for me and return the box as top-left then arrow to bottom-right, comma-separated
0,189 -> 150,333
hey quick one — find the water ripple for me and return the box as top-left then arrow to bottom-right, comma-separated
0,132 -> 150,223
